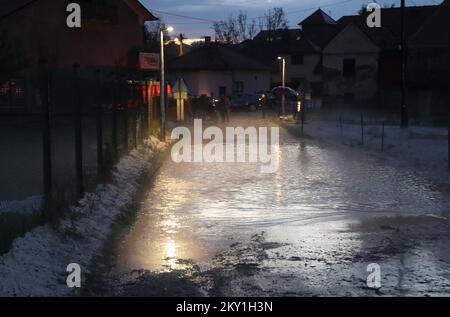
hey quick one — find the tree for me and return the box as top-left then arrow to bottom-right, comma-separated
262,7 -> 288,32
213,14 -> 239,44
213,8 -> 286,44
143,20 -> 170,53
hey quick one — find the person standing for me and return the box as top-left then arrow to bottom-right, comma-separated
218,92 -> 230,123
223,95 -> 231,123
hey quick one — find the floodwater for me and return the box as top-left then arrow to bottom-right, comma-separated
107,114 -> 450,297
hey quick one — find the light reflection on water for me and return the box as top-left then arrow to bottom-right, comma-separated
115,130 -> 448,274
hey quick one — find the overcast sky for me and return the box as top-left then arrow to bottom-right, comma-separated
140,0 -> 442,38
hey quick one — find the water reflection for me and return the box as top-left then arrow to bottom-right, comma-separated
115,124 -> 449,278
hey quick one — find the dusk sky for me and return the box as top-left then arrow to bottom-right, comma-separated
141,0 -> 442,38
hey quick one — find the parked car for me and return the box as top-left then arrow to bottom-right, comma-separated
268,87 -> 301,114
191,95 -> 218,122
230,93 -> 260,112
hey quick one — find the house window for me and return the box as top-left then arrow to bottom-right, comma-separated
343,58 -> 356,78
233,81 -> 244,94
0,80 -> 25,108
0,83 -> 9,96
78,0 -> 118,23
291,54 -> 304,65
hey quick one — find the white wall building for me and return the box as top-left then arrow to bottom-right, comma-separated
168,43 -> 271,97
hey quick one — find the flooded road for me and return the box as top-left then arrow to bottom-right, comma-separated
105,115 -> 450,297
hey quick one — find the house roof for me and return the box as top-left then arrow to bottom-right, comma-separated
409,0 -> 450,48
0,0 -> 157,21
124,0 -> 158,21
254,28 -> 300,41
298,9 -> 337,26
0,0 -> 35,19
168,43 -> 270,72
336,5 -> 439,50
290,36 -> 321,53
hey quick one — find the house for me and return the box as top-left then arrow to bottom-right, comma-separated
0,0 -> 156,72
0,0 -> 157,112
242,9 -> 339,107
322,22 -> 381,103
167,41 -> 271,98
408,0 -> 450,117
322,5 -> 438,107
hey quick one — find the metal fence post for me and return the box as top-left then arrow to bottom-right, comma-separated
123,79 -> 129,154
73,64 -> 84,198
95,69 -> 104,178
361,113 -> 364,146
39,59 -> 52,204
300,81 -> 306,135
112,76 -> 118,161
131,80 -> 137,149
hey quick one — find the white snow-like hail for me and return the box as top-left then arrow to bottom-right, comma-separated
0,137 -> 167,296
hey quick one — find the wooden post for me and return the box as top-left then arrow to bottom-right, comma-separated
123,79 -> 129,154
143,81 -> 149,139
39,59 -> 52,203
95,69 -> 104,178
381,122 -> 385,152
339,115 -> 343,139
140,101 -> 145,144
112,76 -> 118,161
73,64 -> 84,198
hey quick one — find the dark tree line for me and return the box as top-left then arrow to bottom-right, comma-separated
213,7 -> 288,44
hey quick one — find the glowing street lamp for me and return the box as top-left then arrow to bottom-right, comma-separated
160,26 -> 174,141
277,56 -> 286,116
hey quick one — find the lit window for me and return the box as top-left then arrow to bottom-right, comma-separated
15,87 -> 24,98
0,84 -> 9,96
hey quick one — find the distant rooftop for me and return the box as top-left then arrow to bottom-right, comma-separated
298,9 -> 337,26
168,43 -> 270,72
336,4 -> 440,49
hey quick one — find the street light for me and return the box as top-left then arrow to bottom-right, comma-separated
160,26 -> 174,141
277,56 -> 286,117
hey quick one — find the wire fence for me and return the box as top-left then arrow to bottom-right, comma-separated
0,66 -> 158,215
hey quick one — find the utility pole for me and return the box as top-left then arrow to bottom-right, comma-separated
160,29 -> 166,141
277,56 -> 286,117
179,33 -> 184,56
159,26 -> 174,141
400,0 -> 409,128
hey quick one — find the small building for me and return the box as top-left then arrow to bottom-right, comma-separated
0,0 -> 157,112
167,42 -> 271,98
246,10 -> 338,103
322,5 -> 438,107
322,23 -> 380,103
408,0 -> 450,118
